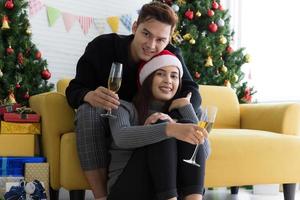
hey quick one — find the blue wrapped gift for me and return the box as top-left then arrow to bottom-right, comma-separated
0,157 -> 45,177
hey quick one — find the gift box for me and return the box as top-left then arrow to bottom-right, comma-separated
0,104 -> 21,116
0,134 -> 36,157
3,113 -> 40,123
0,121 -> 40,134
0,177 -> 24,196
0,157 -> 45,177
4,179 -> 47,200
25,163 -> 49,199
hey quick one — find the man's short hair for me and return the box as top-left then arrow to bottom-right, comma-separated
137,1 -> 178,34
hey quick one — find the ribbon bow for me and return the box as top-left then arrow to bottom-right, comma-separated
4,179 -> 47,200
15,106 -> 34,114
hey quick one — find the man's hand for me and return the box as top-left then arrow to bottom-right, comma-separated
169,92 -> 192,112
144,112 -> 176,125
166,123 -> 208,145
83,86 -> 120,110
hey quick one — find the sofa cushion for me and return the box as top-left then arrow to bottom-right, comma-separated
205,129 -> 300,187
57,79 -> 71,95
200,85 -> 240,129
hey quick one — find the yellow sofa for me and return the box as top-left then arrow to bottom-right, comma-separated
29,79 -> 300,200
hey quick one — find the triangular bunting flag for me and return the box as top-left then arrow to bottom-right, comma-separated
62,12 -> 77,32
120,14 -> 132,31
46,6 -> 61,27
94,18 -> 106,34
107,16 -> 119,33
29,0 -> 44,16
78,16 -> 93,35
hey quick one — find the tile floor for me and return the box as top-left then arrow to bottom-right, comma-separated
59,187 -> 300,200
204,187 -> 300,200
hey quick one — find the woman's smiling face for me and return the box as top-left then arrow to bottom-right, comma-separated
151,65 -> 180,102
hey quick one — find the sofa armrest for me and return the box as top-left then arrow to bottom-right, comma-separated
240,103 -> 300,135
29,92 -> 75,189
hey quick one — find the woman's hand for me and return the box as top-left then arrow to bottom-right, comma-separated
144,112 -> 176,125
166,123 -> 208,145
83,86 -> 120,110
169,92 -> 192,112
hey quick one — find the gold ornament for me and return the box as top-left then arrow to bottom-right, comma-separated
172,31 -> 183,44
196,11 -> 202,17
221,65 -> 228,73
1,16 -> 10,30
219,35 -> 227,44
26,27 -> 32,35
205,56 -> 213,67
189,38 -> 195,44
244,54 -> 251,63
232,74 -> 239,82
183,33 -> 192,41
5,90 -> 17,105
177,0 -> 186,5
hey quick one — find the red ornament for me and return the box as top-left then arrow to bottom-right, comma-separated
5,0 -> 14,9
207,9 -> 215,17
35,51 -> 42,59
243,88 -> 252,102
219,4 -> 224,11
212,1 -> 219,10
24,91 -> 30,100
226,46 -> 234,53
41,68 -> 51,80
6,46 -> 14,54
17,52 -> 24,65
194,71 -> 200,79
15,83 -> 21,89
185,9 -> 194,20
208,22 -> 218,32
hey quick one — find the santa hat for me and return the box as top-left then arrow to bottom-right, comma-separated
139,50 -> 183,85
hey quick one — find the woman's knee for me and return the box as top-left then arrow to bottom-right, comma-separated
147,138 -> 177,156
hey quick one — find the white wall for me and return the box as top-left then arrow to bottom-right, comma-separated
29,0 -> 149,86
239,0 -> 300,102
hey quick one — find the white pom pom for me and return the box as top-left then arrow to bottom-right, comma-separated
172,4 -> 179,12
217,19 -> 225,27
25,182 -> 36,194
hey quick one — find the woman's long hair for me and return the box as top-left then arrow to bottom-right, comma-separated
133,71 -> 182,125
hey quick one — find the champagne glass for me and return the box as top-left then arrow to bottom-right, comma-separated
100,62 -> 123,119
183,105 -> 218,167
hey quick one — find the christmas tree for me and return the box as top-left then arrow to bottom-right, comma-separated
159,0 -> 255,103
0,0 -> 53,106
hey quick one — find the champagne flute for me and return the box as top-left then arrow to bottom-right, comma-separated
100,62 -> 123,119
183,105 -> 217,167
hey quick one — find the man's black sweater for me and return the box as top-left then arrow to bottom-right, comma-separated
66,33 -> 201,111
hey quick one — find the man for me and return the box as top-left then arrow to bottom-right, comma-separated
66,2 -> 201,199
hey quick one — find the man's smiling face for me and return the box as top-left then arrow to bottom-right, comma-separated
130,19 -> 171,62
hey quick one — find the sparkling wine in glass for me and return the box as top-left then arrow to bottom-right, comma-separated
183,105 -> 217,167
101,62 -> 123,119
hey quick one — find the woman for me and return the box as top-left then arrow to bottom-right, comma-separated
107,50 -> 210,200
